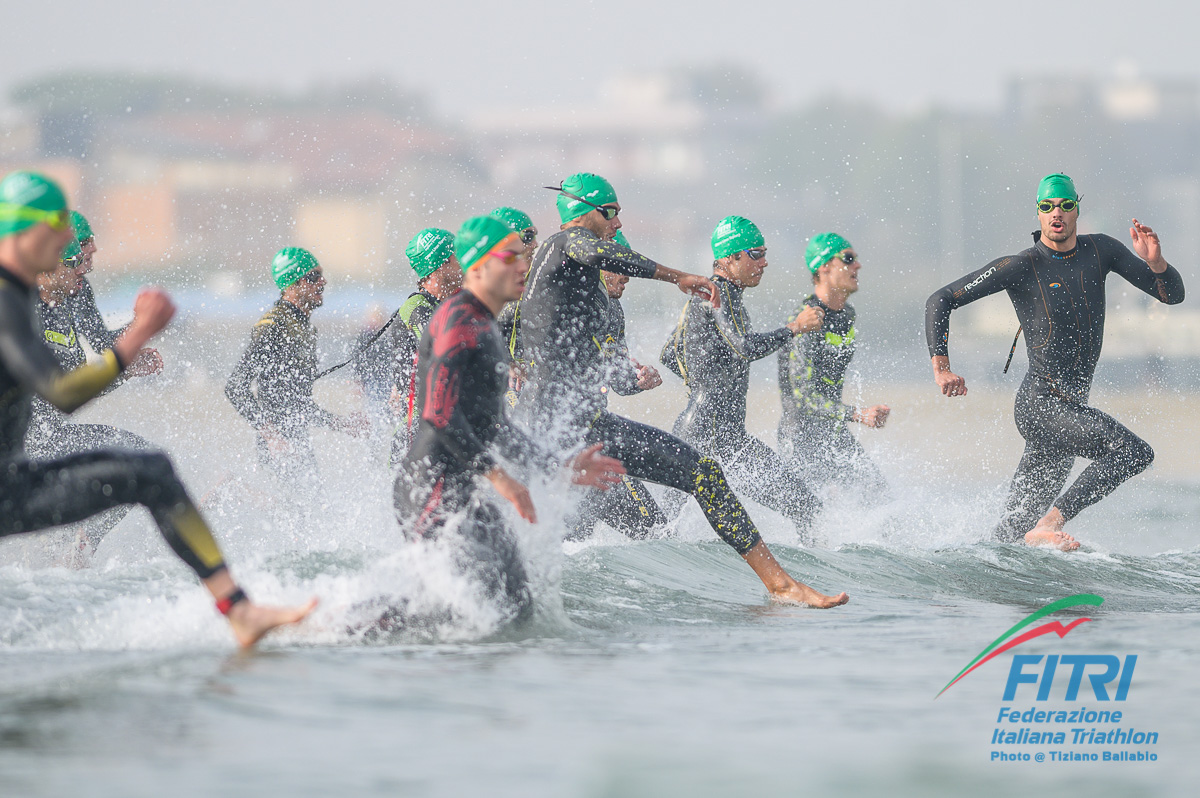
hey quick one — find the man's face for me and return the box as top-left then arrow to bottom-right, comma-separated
16,220 -> 75,276
476,245 -> 530,303
37,260 -> 82,303
294,268 -> 326,309
719,247 -> 769,288
75,237 -> 96,276
1038,198 -> 1078,244
577,203 -> 621,240
816,249 -> 860,294
434,256 -> 464,295
601,270 -> 628,298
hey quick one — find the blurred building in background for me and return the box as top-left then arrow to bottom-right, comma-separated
3,64 -> 1200,366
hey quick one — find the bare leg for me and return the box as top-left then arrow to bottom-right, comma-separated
203,569 -> 318,648
1024,507 -> 1079,552
742,540 -> 849,608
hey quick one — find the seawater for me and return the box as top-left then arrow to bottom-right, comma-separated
2,333 -> 1199,797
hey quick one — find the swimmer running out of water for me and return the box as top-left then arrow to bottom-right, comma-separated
0,170 -> 315,647
925,173 -> 1185,551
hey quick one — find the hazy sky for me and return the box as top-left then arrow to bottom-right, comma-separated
8,0 -> 1200,120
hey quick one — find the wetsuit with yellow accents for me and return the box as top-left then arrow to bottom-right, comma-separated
925,231 -> 1185,540
519,227 -> 761,556
565,295 -> 669,540
226,298 -> 340,480
389,289 -> 438,464
25,295 -> 151,552
777,294 -> 887,496
0,264 -> 227,579
667,276 -> 820,541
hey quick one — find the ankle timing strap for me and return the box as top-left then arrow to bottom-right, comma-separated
216,588 -> 248,615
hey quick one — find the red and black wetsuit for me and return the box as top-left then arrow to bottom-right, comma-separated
394,289 -> 551,618
925,232 -> 1185,540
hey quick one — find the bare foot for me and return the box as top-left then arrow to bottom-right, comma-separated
226,598 -> 318,648
1023,507 -> 1079,552
1024,527 -> 1080,552
770,584 -> 850,608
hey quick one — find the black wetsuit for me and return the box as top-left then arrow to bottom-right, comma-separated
25,296 -> 152,553
395,290 -> 551,618
926,232 -> 1185,540
389,290 -> 439,464
777,295 -> 887,495
519,228 -> 761,556
226,299 -> 341,483
566,296 -> 668,539
68,276 -> 122,351
0,265 -> 226,580
666,276 -> 820,540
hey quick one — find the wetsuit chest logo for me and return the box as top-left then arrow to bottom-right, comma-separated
1049,282 -> 1062,289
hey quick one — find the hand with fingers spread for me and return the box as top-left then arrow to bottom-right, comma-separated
1130,218 -> 1167,272
569,443 -> 626,490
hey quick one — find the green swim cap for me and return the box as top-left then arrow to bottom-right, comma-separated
612,230 -> 630,247
711,215 -> 765,260
805,232 -> 853,274
1037,173 -> 1079,203
456,215 -> 518,272
272,247 -> 320,290
0,171 -> 69,239
61,238 -> 81,262
70,210 -> 93,242
490,207 -> 534,233
549,173 -> 618,224
405,228 -> 455,279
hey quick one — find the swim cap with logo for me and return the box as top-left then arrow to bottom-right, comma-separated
405,228 -> 455,279
548,173 -> 618,224
711,215 -> 765,260
455,215 -> 519,272
805,232 -> 854,274
0,171 -> 69,239
271,247 -> 320,290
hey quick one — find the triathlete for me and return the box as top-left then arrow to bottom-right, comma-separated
225,247 -> 366,486
25,242 -> 159,561
663,216 -> 826,542
777,232 -> 890,497
67,210 -> 163,376
519,174 -> 848,607
389,228 -> 462,464
491,206 -> 538,400
926,173 -> 1185,550
0,170 -> 315,646
567,253 -> 671,540
394,215 -> 624,621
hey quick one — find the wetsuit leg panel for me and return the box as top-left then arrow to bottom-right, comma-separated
585,413 -> 761,555
994,442 -> 1075,542
1043,404 -> 1154,521
572,474 -> 668,540
0,450 -> 227,579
